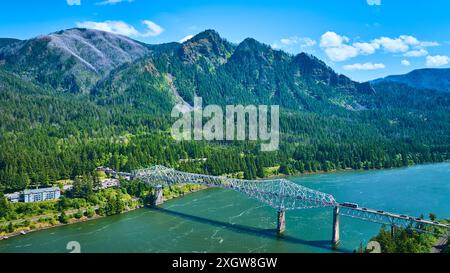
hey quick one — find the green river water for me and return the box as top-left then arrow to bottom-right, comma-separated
0,163 -> 449,253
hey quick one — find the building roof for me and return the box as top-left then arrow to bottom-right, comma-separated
5,193 -> 20,198
23,187 -> 60,194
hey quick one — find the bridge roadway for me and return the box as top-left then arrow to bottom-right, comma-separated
339,205 -> 449,230
117,166 -> 449,248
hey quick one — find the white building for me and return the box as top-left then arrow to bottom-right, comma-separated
23,187 -> 61,203
5,192 -> 21,203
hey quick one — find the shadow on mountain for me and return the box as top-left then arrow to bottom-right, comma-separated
153,207 -> 351,253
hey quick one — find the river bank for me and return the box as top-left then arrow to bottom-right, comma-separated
1,163 -> 448,245
0,162 -> 448,253
265,167 -> 355,179
0,185 -> 207,241
0,203 -> 144,241
0,162 -> 442,241
264,160 -> 450,179
1,213 -> 104,241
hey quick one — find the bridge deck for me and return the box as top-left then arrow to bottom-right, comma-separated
339,205 -> 450,232
132,165 -> 337,210
129,165 -> 449,233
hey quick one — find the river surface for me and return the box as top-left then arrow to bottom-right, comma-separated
0,163 -> 449,253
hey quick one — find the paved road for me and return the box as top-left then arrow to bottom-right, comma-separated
431,231 -> 449,253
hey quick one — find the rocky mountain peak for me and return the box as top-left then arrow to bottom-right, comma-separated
178,29 -> 234,65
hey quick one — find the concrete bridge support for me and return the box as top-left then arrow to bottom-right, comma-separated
332,206 -> 340,248
391,225 -> 397,238
151,185 -> 164,207
277,209 -> 286,235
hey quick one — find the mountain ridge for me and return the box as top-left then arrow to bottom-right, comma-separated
0,28 -> 151,93
0,38 -> 21,49
372,68 -> 450,93
0,27 -> 444,112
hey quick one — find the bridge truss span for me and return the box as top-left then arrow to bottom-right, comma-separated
339,206 -> 450,233
129,165 -> 449,246
132,165 -> 337,211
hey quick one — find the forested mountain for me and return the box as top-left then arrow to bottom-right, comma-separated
373,68 -> 450,93
0,38 -> 21,49
0,28 -> 151,93
143,30 -> 375,109
0,28 -> 449,193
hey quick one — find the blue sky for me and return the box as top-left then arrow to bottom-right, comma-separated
0,0 -> 449,81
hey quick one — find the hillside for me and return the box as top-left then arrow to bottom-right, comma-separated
372,68 -> 450,93
0,38 -> 21,49
0,28 -> 151,93
0,28 -> 449,192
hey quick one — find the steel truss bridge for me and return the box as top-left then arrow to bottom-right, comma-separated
130,165 -> 450,247
132,165 -> 337,210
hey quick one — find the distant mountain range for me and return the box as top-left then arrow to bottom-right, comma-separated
0,28 -> 375,106
372,68 -> 450,93
0,38 -> 21,49
0,27 -> 449,123
0,27 -> 449,114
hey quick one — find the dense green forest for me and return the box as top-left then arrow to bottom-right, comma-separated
0,28 -> 449,193
367,219 -> 449,253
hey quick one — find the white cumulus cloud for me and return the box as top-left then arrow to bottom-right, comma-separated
343,62 -> 386,71
179,34 -> 194,43
281,37 -> 317,48
371,35 -> 436,54
353,42 -> 379,55
403,48 -> 428,57
76,20 -> 164,38
320,31 -> 440,62
399,35 -> 419,45
67,0 -> 81,5
77,21 -> 139,36
367,0 -> 381,5
371,37 -> 409,53
320,32 -> 379,61
320,32 -> 359,62
272,36 -> 317,54
401,60 -> 411,66
324,45 -> 359,62
426,55 -> 450,67
420,41 -> 440,47
96,0 -> 133,5
320,32 -> 349,48
141,20 -> 164,37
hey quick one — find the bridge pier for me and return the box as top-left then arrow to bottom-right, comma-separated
391,225 -> 397,238
332,206 -> 340,248
151,185 -> 164,207
277,208 -> 286,235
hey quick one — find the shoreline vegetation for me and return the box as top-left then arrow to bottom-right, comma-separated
356,218 -> 450,253
1,162 -> 449,252
257,160 -> 450,180
0,180 -> 207,240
